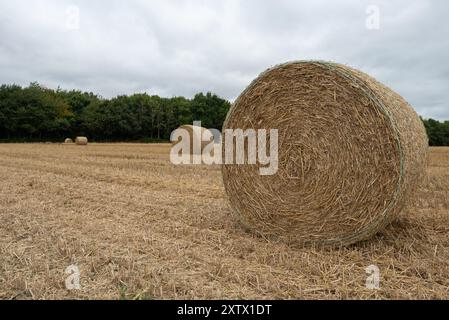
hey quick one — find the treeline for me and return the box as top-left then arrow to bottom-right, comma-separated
0,83 -> 448,145
422,118 -> 449,146
0,83 -> 230,142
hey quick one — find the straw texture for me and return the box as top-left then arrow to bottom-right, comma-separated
176,125 -> 212,154
75,137 -> 88,146
222,61 -> 429,246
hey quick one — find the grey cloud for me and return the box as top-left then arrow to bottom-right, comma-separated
0,0 -> 447,119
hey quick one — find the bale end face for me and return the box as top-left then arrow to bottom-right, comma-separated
221,61 -> 428,246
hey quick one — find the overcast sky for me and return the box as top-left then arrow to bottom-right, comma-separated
0,0 -> 447,119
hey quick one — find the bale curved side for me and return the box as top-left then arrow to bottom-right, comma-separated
175,125 -> 213,155
75,137 -> 88,146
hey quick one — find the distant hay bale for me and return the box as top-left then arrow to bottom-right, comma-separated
64,138 -> 73,144
75,137 -> 88,146
173,125 -> 213,154
222,61 -> 429,246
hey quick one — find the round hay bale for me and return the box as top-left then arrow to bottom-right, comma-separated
75,136 -> 88,146
174,125 -> 213,154
222,61 -> 429,246
64,138 -> 73,144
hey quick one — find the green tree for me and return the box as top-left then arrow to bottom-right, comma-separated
422,118 -> 449,146
0,82 -> 232,142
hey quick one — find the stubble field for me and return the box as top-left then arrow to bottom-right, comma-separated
0,143 -> 448,299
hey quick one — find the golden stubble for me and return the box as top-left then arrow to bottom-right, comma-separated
0,143 -> 448,300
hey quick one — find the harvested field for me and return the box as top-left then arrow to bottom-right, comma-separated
0,143 -> 448,300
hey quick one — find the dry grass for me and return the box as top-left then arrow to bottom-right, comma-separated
0,143 -> 448,300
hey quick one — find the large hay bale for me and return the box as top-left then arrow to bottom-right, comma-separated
75,136 -> 88,146
64,138 -> 73,144
174,125 -> 213,154
222,61 -> 429,246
